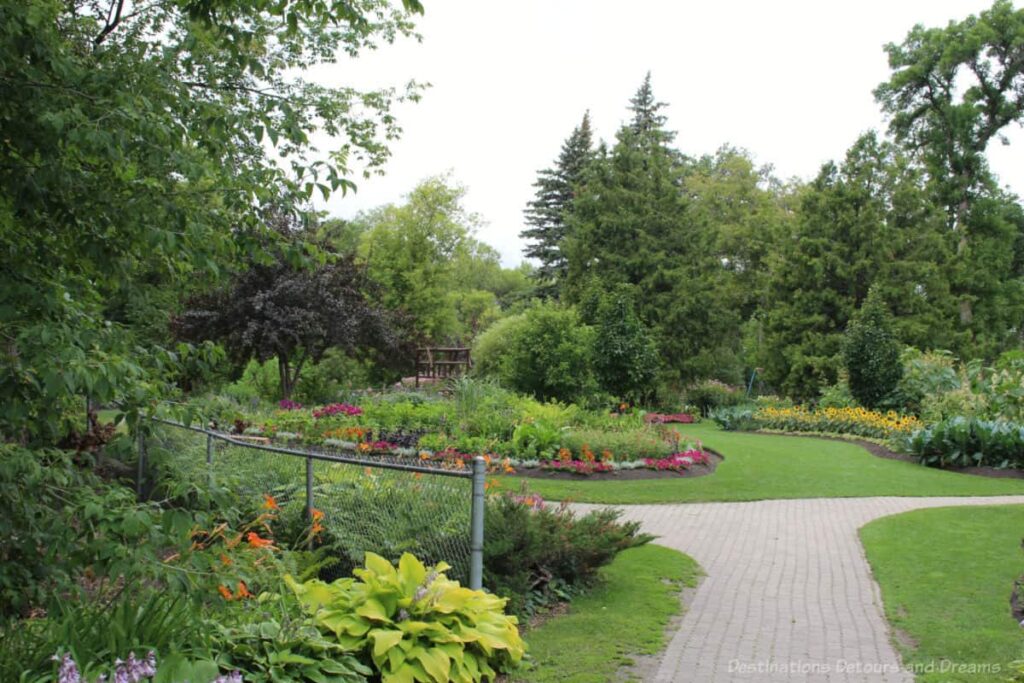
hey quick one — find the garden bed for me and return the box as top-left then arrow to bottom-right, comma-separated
511,449 -> 722,480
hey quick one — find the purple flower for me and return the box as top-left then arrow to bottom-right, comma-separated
278,399 -> 304,410
53,654 -> 80,683
213,672 -> 244,683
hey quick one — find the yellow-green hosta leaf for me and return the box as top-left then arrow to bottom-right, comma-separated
398,552 -> 426,591
414,647 -> 451,683
370,628 -> 405,657
383,660 -> 430,683
317,611 -> 371,637
356,598 -> 391,622
432,586 -> 476,614
364,552 -> 399,582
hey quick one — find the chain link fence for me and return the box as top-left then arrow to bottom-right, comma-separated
141,419 -> 485,588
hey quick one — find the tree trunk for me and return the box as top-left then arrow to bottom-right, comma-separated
279,355 -> 291,400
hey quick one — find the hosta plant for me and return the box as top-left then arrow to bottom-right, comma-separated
286,553 -> 525,683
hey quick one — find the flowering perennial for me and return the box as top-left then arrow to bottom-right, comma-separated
312,402 -> 363,418
755,405 -> 921,439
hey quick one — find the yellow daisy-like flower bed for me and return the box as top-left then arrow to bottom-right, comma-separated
755,405 -> 922,440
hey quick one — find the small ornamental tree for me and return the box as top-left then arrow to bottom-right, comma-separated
176,219 -> 398,399
592,287 -> 660,403
843,286 -> 903,408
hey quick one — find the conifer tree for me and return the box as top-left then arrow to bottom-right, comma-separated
843,286 -> 903,409
521,112 -> 594,298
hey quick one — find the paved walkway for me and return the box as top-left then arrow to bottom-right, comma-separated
581,496 -> 1024,683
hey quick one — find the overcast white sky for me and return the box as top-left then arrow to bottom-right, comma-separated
311,0 -> 1023,266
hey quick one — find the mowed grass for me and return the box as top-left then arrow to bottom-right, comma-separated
502,423 -> 1024,504
514,544 -> 700,683
860,505 -> 1024,682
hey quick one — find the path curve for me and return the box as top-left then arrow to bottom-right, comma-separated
578,495 -> 1024,682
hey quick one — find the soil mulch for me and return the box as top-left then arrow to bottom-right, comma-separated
511,449 -> 722,481
745,430 -> 1024,480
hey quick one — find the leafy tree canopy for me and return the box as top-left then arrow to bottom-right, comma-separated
175,214 -> 398,400
0,0 -> 423,442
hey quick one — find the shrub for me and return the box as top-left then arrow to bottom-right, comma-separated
483,495 -> 652,616
503,303 -> 597,404
288,553 -> 525,682
471,314 -> 526,379
842,287 -> 902,409
895,348 -> 960,415
685,380 -> 743,416
818,380 -> 857,409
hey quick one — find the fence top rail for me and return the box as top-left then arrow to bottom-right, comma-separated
149,416 -> 474,479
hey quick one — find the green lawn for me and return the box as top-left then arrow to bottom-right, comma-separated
861,505 -> 1024,682
514,544 -> 700,683
503,423 -> 1024,504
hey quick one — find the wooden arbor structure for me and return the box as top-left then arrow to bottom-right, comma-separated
414,347 -> 472,387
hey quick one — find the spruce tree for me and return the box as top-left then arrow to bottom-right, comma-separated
521,112 -> 594,298
628,71 -> 676,148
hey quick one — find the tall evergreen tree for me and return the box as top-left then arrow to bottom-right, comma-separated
521,112 -> 594,298
761,132 -> 955,399
843,286 -> 903,409
567,75 -> 725,382
628,71 -> 676,147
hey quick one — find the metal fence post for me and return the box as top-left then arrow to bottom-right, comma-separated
136,428 -> 146,499
469,456 -> 486,590
305,456 -> 314,520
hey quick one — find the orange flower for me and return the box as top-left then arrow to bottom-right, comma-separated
414,472 -> 423,480
364,467 -> 373,476
262,494 -> 279,511
419,451 -> 430,460
235,581 -> 252,599
311,508 -> 324,521
311,521 -> 324,536
503,465 -> 515,474
357,442 -> 371,452
219,553 -> 233,566
218,584 -> 234,601
246,532 -> 274,549
558,447 -> 572,462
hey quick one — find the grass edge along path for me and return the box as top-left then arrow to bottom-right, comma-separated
503,423 -> 1024,504
860,505 -> 1024,683
513,543 -> 701,683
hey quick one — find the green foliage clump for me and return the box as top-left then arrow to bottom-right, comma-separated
471,315 -> 527,379
709,406 -> 758,432
907,417 -> 1024,469
212,607 -> 371,683
483,495 -> 651,616
895,349 -> 960,416
685,380 -> 744,416
818,380 -> 857,409
843,287 -> 903,409
497,303 -> 597,404
288,553 -> 525,683
591,287 -> 660,403
0,445 -> 184,617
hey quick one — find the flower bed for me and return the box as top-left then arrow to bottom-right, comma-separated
644,412 -> 697,424
217,396 -> 714,477
713,405 -> 921,440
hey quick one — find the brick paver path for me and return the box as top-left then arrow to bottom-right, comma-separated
583,496 -> 1024,682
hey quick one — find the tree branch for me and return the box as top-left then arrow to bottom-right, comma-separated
94,0 -> 126,47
